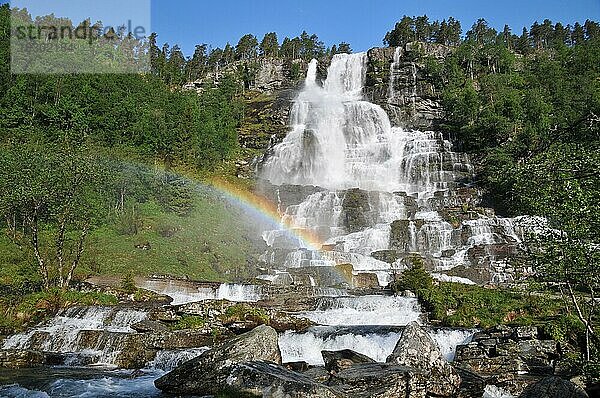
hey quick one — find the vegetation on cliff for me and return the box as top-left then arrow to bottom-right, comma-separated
383,14 -> 600,380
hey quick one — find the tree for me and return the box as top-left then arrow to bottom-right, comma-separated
259,32 -> 279,57
518,144 -> 600,364
466,18 -> 497,46
446,17 -> 462,46
414,15 -> 430,42
235,34 -> 258,60
572,22 -> 585,45
186,44 -> 207,81
384,15 -> 415,47
334,42 -> 352,54
0,146 -> 107,290
222,43 -> 235,65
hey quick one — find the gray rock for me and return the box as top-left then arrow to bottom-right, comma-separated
322,349 -> 375,374
328,363 -> 428,398
386,321 -> 461,396
227,361 -> 339,398
520,377 -> 589,398
131,320 -> 169,333
154,324 -> 281,395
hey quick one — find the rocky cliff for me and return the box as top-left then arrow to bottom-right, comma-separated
186,42 -> 454,180
365,42 -> 451,130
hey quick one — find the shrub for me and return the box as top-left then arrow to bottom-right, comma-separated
390,257 -> 433,294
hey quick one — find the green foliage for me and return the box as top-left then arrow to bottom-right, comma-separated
390,257 -> 433,294
120,273 -> 137,295
384,15 -> 462,47
410,282 -> 563,329
542,314 -> 584,343
220,304 -> 270,325
171,315 -> 206,330
0,145 -> 110,289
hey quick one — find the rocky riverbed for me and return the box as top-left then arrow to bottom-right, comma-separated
0,279 -> 591,398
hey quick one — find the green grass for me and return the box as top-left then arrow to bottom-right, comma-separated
391,260 -> 564,329
80,196 -> 261,281
0,191 -> 262,286
170,315 -> 207,331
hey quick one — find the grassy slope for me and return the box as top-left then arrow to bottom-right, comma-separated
0,192 -> 263,285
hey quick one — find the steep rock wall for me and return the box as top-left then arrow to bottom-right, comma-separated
365,42 -> 452,130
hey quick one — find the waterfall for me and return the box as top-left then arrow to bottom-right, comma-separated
388,47 -> 402,100
261,53 -> 471,193
278,326 -> 473,365
258,52 -> 527,288
148,348 -> 209,371
140,280 -> 263,305
2,307 -> 148,366
297,295 -> 421,326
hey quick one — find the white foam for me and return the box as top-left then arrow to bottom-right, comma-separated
298,295 -> 421,326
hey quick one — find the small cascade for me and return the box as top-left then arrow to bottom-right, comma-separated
148,348 -> 209,371
388,47 -> 402,100
297,295 -> 421,326
278,326 -> 473,365
2,307 -> 148,366
140,280 -> 263,305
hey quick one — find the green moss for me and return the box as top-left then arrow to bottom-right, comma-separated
171,315 -> 206,330
220,304 -> 270,325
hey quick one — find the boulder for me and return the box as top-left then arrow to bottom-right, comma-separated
386,321 -> 461,396
154,324 -> 281,395
327,363 -> 428,398
322,349 -> 375,374
226,361 -> 339,398
520,377 -> 589,398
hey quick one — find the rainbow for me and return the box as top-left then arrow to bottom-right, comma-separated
209,178 -> 323,251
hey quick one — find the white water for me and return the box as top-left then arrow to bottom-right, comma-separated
262,53 -> 469,194
388,47 -> 402,100
148,347 -> 209,371
0,370 -> 165,398
259,52 -> 526,287
2,307 -> 147,365
483,385 -> 515,398
279,327 -> 473,365
298,295 -> 421,326
140,280 -> 262,305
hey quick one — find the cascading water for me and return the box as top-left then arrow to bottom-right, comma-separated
260,52 -> 527,287
298,295 -> 421,326
278,326 -> 473,365
140,280 -> 263,305
2,307 -> 148,366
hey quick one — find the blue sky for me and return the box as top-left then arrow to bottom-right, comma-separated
8,0 -> 600,55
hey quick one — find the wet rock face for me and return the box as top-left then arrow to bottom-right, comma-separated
328,363 -> 428,398
342,189 -> 373,233
0,349 -> 44,369
365,43 -> 452,130
386,321 -> 461,397
322,349 -> 375,374
154,324 -> 281,395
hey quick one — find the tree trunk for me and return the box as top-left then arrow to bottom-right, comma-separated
64,226 -> 88,289
28,208 -> 49,290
